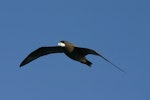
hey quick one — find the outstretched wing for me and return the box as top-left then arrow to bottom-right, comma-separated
20,46 -> 64,67
75,47 -> 100,56
75,47 -> 126,73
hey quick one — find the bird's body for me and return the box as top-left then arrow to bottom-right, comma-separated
64,47 -> 92,66
20,40 -> 125,73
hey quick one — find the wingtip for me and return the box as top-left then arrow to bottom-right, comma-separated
19,63 -> 24,67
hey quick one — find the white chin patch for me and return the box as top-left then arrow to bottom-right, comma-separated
58,42 -> 65,47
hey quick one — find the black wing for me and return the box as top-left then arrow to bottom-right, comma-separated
75,47 -> 100,56
20,46 -> 64,67
76,47 -> 126,73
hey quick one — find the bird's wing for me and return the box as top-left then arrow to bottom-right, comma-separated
75,47 -> 126,73
20,46 -> 64,67
74,47 -> 100,56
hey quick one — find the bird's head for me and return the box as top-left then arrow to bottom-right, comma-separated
58,40 -> 76,47
58,40 -> 66,47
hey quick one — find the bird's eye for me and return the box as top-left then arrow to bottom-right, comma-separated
60,41 -> 65,43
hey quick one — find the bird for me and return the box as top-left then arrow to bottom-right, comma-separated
20,40 -> 125,73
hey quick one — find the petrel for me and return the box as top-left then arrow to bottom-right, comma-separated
20,40 -> 125,73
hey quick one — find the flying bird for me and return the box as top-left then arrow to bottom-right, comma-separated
20,40 -> 125,73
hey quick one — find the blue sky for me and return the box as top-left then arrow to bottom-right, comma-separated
0,0 -> 150,100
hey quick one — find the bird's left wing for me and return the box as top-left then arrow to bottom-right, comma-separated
20,46 -> 64,67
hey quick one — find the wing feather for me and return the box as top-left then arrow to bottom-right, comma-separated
75,47 -> 100,56
20,46 -> 64,67
75,47 -> 126,73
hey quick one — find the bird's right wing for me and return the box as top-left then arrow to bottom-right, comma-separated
20,46 -> 64,67
75,47 -> 100,56
75,47 -> 126,73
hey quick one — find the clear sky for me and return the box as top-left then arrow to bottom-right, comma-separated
0,0 -> 150,100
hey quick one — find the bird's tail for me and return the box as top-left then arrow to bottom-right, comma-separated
86,60 -> 92,67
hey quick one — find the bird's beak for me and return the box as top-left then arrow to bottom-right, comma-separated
58,42 -> 65,47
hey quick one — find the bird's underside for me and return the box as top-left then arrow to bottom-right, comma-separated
20,46 -> 99,67
20,40 -> 126,73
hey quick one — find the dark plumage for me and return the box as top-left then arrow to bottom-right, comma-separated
20,40 -> 125,73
